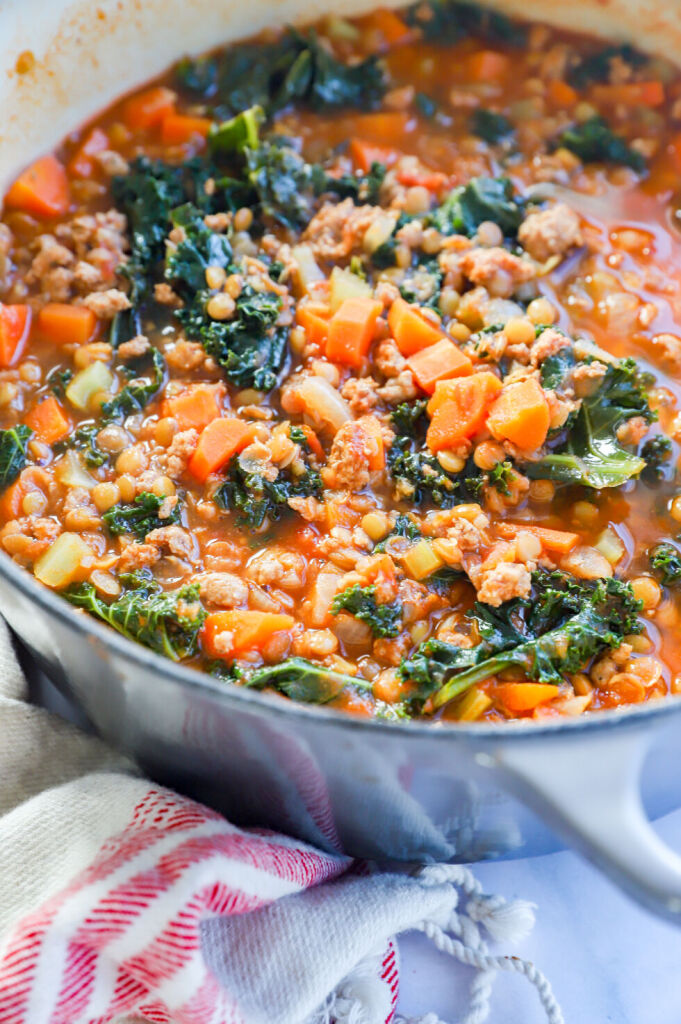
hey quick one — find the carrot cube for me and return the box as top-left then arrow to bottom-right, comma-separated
407,338 -> 472,393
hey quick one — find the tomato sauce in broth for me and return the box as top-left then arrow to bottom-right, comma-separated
2,2 -> 681,722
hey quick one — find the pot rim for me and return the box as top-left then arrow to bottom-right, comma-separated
4,548 -> 680,742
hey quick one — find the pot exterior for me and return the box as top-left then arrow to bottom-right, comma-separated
1,570 -> 678,864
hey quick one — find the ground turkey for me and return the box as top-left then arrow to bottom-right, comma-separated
518,203 -> 583,263
323,416 -> 384,490
458,247 -> 536,298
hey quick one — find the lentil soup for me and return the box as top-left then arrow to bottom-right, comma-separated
1,1 -> 681,723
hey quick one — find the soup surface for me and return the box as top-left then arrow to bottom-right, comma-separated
2,1 -> 681,722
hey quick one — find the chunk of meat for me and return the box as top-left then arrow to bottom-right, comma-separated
145,525 -> 199,563
165,340 -> 210,372
474,560 -> 532,606
323,415 -> 383,490
303,199 -> 393,260
292,628 -> 339,658
246,547 -> 306,589
80,288 -> 131,319
159,429 -> 199,478
198,572 -> 249,608
518,203 -> 583,263
458,247 -> 536,298
341,375 -> 380,415
117,334 -> 150,360
530,328 -> 572,368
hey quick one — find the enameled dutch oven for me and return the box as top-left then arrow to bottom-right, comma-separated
2,0 -> 681,923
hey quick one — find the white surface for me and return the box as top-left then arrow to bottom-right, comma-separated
397,810 -> 681,1024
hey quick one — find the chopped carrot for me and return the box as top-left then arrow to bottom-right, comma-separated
188,417 -> 252,483
37,303 -> 96,346
297,424 -> 326,463
407,338 -> 472,394
395,166 -> 448,191
486,378 -> 550,451
0,304 -> 31,368
388,297 -> 445,356
547,79 -> 578,108
25,397 -> 71,445
496,522 -> 580,554
161,113 -> 213,145
466,50 -> 510,83
202,610 -> 295,658
358,8 -> 413,47
4,155 -> 70,218
162,384 -> 223,432
426,372 -> 502,452
352,112 -> 412,146
0,466 -> 51,520
349,139 -> 400,173
495,682 -> 559,712
67,127 -> 110,178
360,415 -> 385,471
296,302 -> 331,348
326,297 -> 382,367
123,86 -> 176,133
325,497 -> 361,530
592,80 -> 665,107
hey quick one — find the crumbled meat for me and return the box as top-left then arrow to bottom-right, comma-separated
292,628 -> 339,658
159,429 -> 199,478
474,561 -> 532,606
287,495 -> 326,521
94,150 -> 129,176
530,328 -> 572,367
154,282 -> 183,307
373,634 -> 411,665
118,540 -> 161,572
616,415 -> 649,446
375,338 -> 407,378
651,333 -> 681,366
117,334 -> 150,360
145,525 -> 199,563
25,235 -> 75,302
0,517 -> 61,564
80,288 -> 131,319
303,199 -> 394,260
377,369 -> 418,404
458,247 -> 536,298
246,547 -> 306,589
341,376 -> 380,415
570,360 -> 608,398
545,390 -> 579,431
323,415 -> 384,490
165,340 -> 210,372
198,572 -> 249,608
518,203 -> 583,263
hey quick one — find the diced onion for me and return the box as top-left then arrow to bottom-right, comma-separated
595,527 -> 625,566
66,361 -> 113,412
329,266 -> 372,312
54,450 -> 97,490
295,375 -> 352,434
291,244 -> 325,294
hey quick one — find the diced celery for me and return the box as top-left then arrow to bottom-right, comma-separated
329,266 -> 372,313
403,540 -> 444,581
291,244 -> 325,294
452,686 -> 493,721
34,532 -> 93,589
66,361 -> 114,412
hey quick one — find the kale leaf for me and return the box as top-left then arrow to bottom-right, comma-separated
0,425 -> 32,490
470,109 -> 513,145
65,571 -> 206,661
406,1 -> 525,46
526,356 -> 653,489
242,656 -> 372,703
374,513 -> 422,552
400,569 -> 642,708
102,347 -> 165,421
641,435 -> 672,481
567,44 -> 646,90
650,543 -> 681,586
558,116 -> 645,171
214,455 -> 322,529
65,423 -> 108,468
331,583 -> 401,638
103,492 -> 181,540
428,176 -> 524,237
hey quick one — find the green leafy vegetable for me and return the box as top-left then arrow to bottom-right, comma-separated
567,44 -> 646,90
331,583 -> 401,638
400,569 -> 642,708
63,423 -> 108,468
470,109 -> 513,144
428,176 -> 524,237
103,492 -> 181,540
558,116 -> 645,171
641,435 -> 672,481
406,0 -> 525,46
650,543 -> 681,586
374,514 -> 422,552
399,259 -> 443,310
102,347 -> 165,421
214,455 -> 322,529
65,572 -> 206,661
208,105 -> 264,155
0,425 -> 32,490
242,656 -> 371,702
486,460 -> 514,495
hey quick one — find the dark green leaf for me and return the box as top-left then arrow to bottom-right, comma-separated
331,583 -> 401,637
558,116 -> 645,171
103,491 -> 181,540
0,425 -> 31,490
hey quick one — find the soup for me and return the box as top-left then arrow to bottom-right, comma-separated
1,1 -> 680,722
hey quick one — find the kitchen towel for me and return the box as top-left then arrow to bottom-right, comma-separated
0,619 -> 562,1024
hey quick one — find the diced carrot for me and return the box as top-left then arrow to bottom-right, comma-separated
37,303 -> 96,347
297,424 -> 325,463
188,417 -> 252,483
24,397 -> 71,445
67,127 -> 110,178
296,302 -> 331,349
202,610 -> 295,658
395,166 -> 449,191
349,139 -> 400,173
547,79 -> 578,108
123,86 -> 176,133
496,522 -> 580,554
486,378 -> 550,451
388,297 -> 445,356
161,113 -> 213,145
358,8 -> 413,46
426,371 -> 502,452
352,112 -> 412,146
325,497 -> 361,530
0,467 -> 50,520
495,682 -> 559,712
361,415 -> 385,471
466,50 -> 510,83
162,384 -> 223,432
326,298 -> 382,367
4,155 -> 70,218
407,338 -> 472,394
0,304 -> 31,368
591,80 -> 665,107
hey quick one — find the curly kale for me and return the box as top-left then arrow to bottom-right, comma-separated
527,354 -> 654,489
103,492 -> 181,540
331,584 -> 401,638
470,109 -> 514,145
399,259 -> 444,310
400,569 -> 642,709
428,176 -> 524,238
650,543 -> 681,586
240,656 -> 372,703
374,514 -> 422,552
102,347 -> 165,421
558,116 -> 645,171
65,571 -> 206,662
405,1 -> 525,46
61,423 -> 108,468
486,460 -> 514,495
567,44 -> 646,89
214,455 -> 322,529
641,435 -> 673,481
0,425 -> 32,490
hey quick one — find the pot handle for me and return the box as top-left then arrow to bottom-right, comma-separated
496,727 -> 681,923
